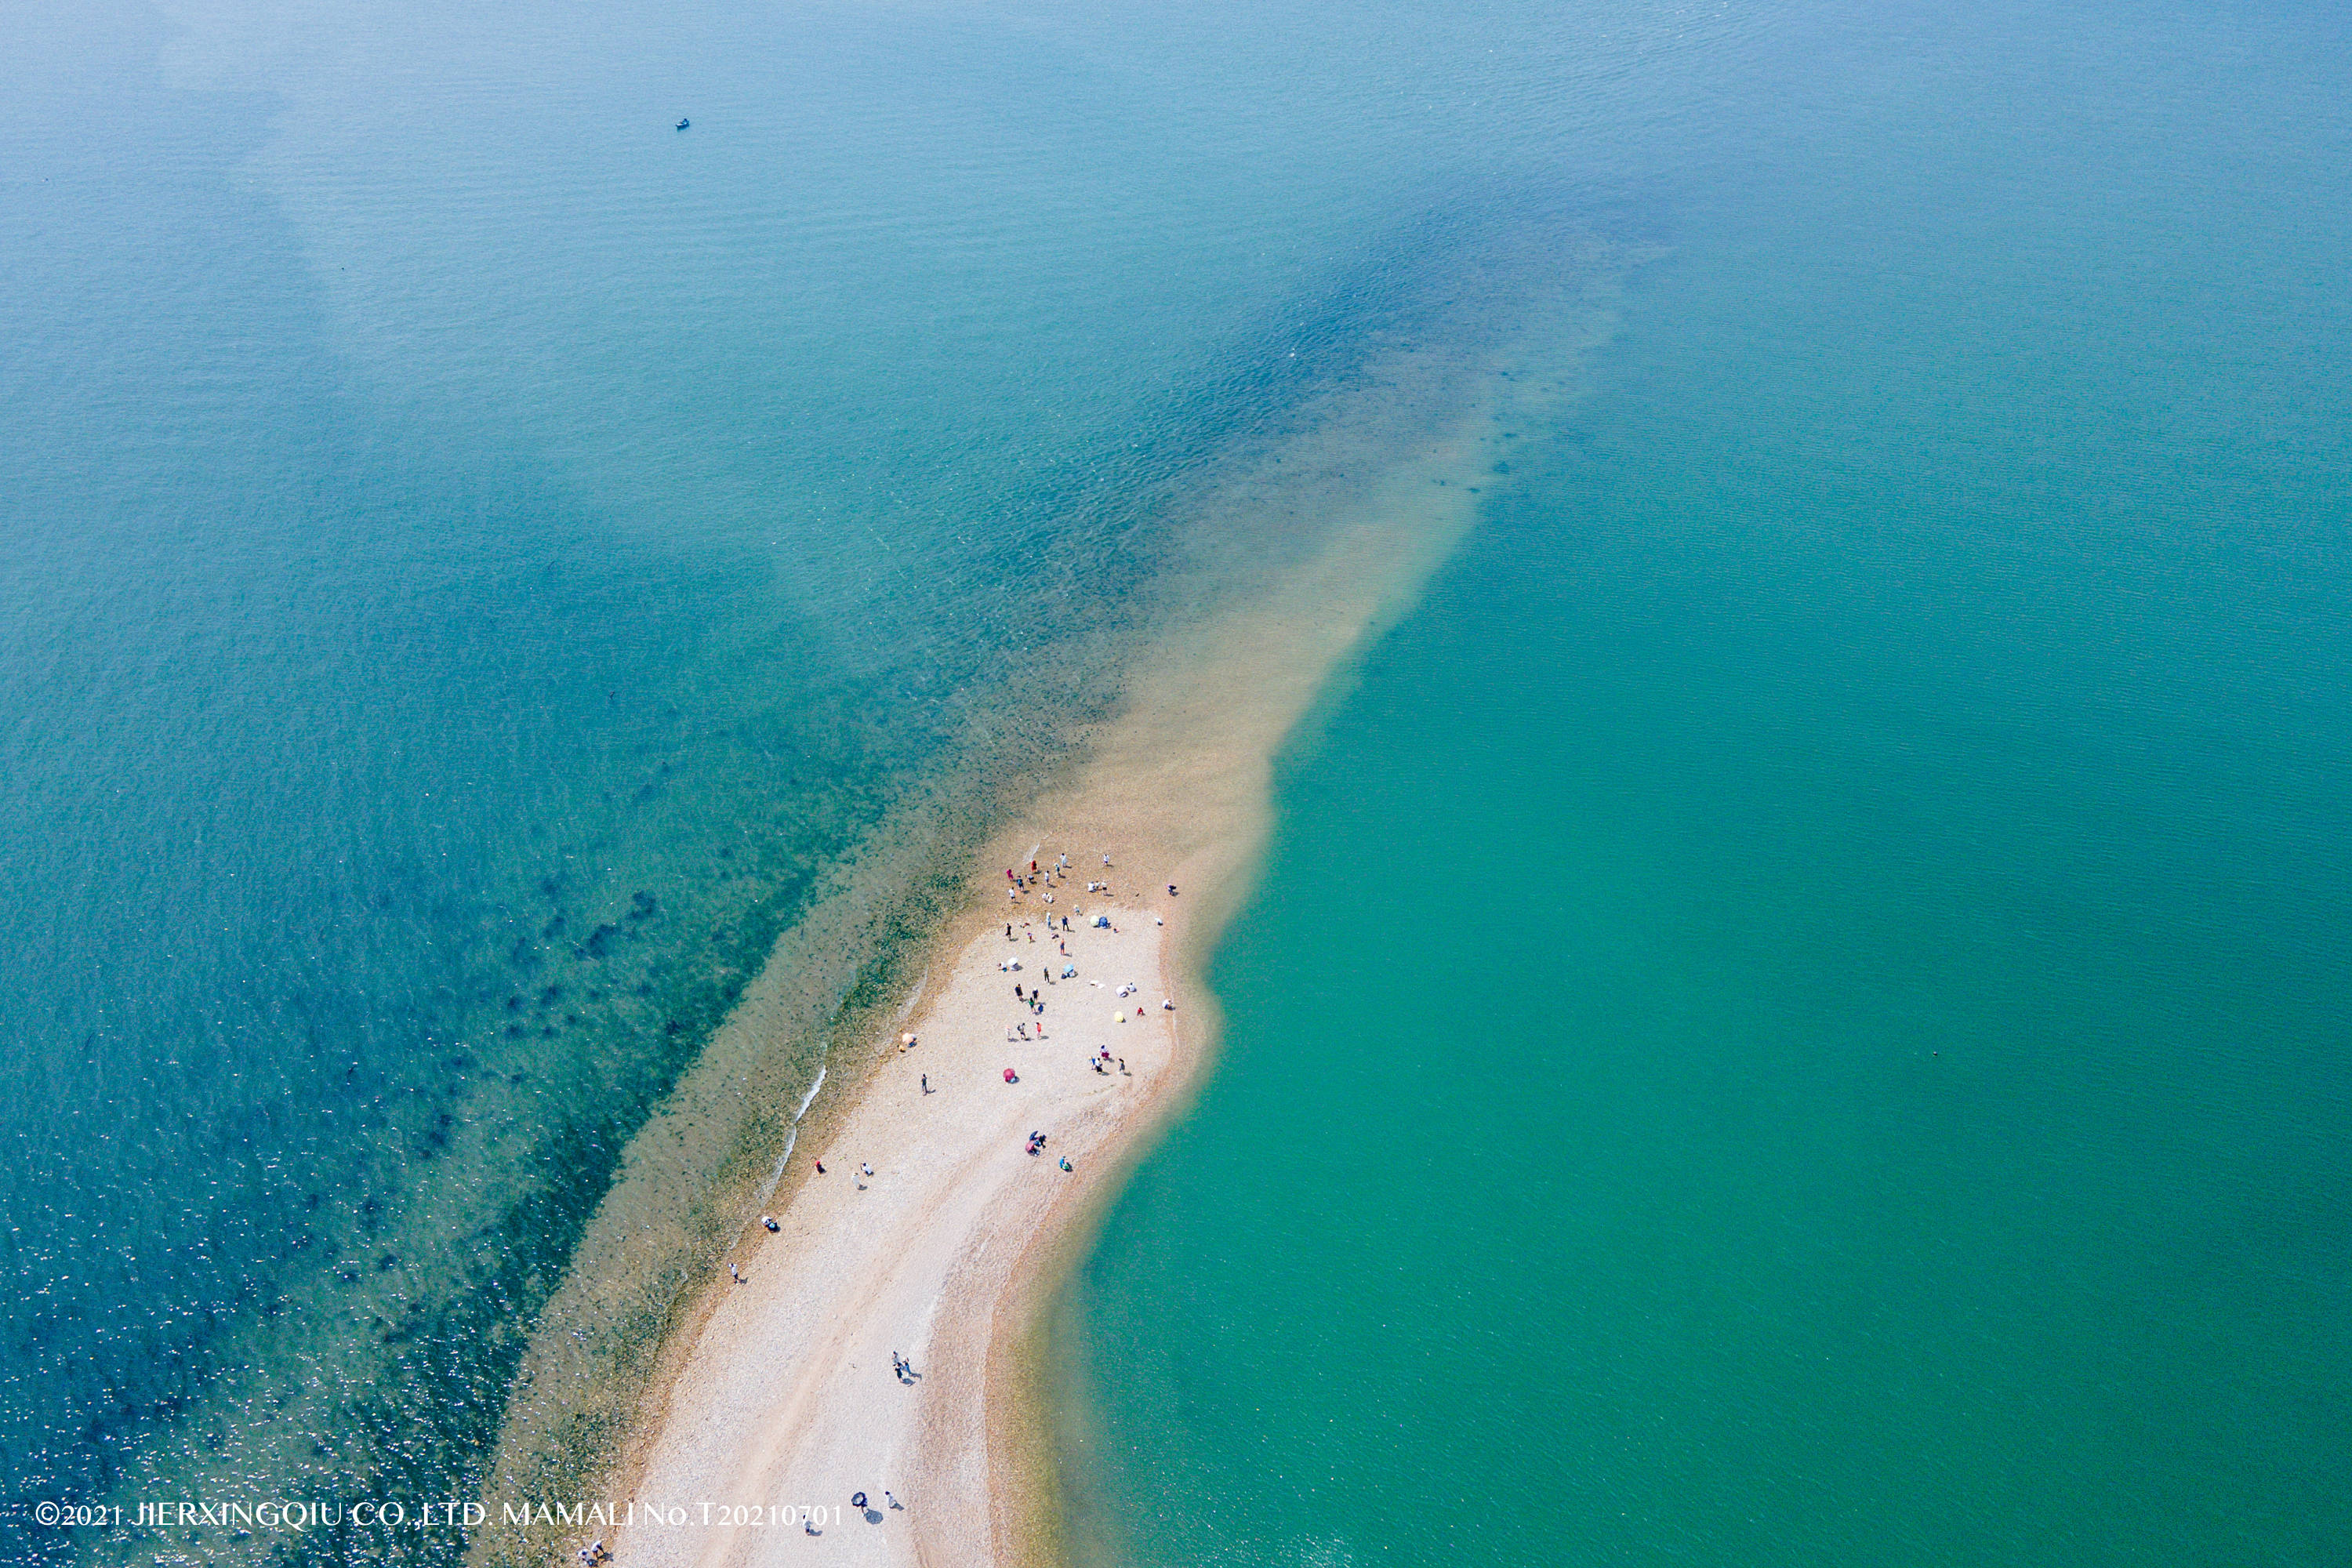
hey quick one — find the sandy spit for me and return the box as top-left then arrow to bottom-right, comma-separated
488,241 -> 1633,1568
561,446 -> 1475,1568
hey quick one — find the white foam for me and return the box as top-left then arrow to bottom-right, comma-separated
750,1127 -> 799,1210
792,1067 -> 827,1123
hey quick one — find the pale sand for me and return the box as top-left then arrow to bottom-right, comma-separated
586,440 -> 1482,1568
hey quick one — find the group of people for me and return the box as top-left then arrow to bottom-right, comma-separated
1028,1130 -> 1078,1171
697,845 -> 1147,1563
1008,852 -> 1090,903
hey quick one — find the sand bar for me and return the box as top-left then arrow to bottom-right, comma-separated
530,267 -> 1628,1565
571,426 -> 1480,1568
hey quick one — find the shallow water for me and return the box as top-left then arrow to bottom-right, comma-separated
1065,1 -> 2352,1564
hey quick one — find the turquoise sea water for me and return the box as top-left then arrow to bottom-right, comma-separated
1066,2 -> 2352,1566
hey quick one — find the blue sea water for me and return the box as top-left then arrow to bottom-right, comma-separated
1065,2 -> 2352,1565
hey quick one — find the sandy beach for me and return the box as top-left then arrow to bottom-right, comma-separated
558,430 -> 1480,1567
597,871 -> 1174,1566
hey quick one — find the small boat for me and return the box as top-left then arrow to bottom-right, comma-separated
676,118 -> 690,131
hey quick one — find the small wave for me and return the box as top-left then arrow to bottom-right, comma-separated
792,1067 -> 826,1123
749,1127 -> 799,1213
